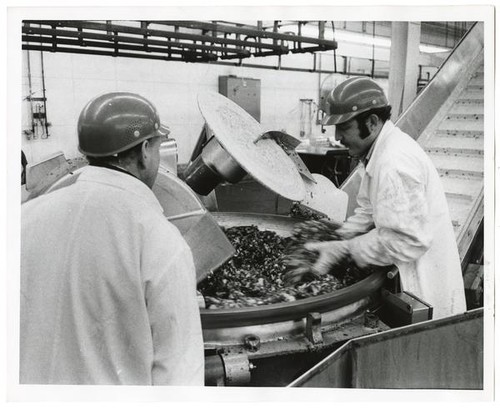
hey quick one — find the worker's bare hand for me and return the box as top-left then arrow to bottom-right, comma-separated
282,265 -> 317,285
304,240 -> 350,275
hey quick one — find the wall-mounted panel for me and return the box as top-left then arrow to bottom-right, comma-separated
218,75 -> 261,123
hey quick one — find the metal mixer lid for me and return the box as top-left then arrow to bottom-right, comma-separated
197,91 -> 306,202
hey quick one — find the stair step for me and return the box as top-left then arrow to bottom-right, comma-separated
466,84 -> 484,91
435,129 -> 483,138
448,196 -> 475,235
446,191 -> 473,202
457,89 -> 483,101
469,73 -> 484,86
437,168 -> 483,178
444,113 -> 484,121
431,154 -> 483,177
440,175 -> 483,200
426,134 -> 483,151
449,100 -> 483,115
438,119 -> 484,133
425,146 -> 483,157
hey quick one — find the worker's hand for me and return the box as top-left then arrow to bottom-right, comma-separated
283,264 -> 320,286
304,240 -> 350,275
283,240 -> 351,285
336,228 -> 362,241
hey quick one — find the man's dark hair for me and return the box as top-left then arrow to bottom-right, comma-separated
355,105 -> 392,139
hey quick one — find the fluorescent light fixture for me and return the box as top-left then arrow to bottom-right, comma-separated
419,44 -> 451,53
281,25 -> 451,55
335,30 -> 392,48
335,30 -> 450,54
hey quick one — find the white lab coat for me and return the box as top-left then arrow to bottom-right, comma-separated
340,121 -> 466,319
20,166 -> 204,385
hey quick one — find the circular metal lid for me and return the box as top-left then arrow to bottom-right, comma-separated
197,91 -> 305,201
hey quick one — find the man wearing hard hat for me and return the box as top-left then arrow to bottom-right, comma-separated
20,93 -> 204,385
286,77 -> 466,319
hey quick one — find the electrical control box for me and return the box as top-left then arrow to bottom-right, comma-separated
218,76 -> 261,122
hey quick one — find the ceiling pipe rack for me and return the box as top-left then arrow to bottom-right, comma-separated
22,20 -> 338,63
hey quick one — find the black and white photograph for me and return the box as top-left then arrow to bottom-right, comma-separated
4,1 -> 497,406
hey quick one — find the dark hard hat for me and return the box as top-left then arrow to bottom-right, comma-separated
322,77 -> 389,126
78,92 -> 169,157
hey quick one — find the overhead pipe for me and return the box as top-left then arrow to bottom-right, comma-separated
24,20 -> 336,57
25,50 -> 35,139
40,47 -> 49,139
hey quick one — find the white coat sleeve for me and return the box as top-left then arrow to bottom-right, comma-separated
338,171 -> 375,239
143,223 -> 204,386
347,166 -> 433,267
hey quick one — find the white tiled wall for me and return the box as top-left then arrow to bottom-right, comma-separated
21,50 -> 385,165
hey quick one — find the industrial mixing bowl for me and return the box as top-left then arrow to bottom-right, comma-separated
201,212 -> 387,347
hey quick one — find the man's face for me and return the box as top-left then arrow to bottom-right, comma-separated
335,118 -> 372,159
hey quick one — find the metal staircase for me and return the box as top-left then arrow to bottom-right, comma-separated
416,54 -> 484,263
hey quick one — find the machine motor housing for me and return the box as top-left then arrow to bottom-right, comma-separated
379,289 -> 433,328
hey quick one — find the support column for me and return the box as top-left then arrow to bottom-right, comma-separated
388,22 -> 422,119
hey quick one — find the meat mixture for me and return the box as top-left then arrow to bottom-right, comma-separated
198,220 -> 379,309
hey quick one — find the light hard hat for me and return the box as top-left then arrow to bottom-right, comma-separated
322,77 -> 389,126
78,92 -> 169,157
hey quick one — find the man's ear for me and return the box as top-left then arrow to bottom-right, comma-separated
366,114 -> 380,133
138,139 -> 150,168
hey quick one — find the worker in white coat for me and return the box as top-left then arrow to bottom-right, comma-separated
286,77 -> 466,319
20,92 -> 204,385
